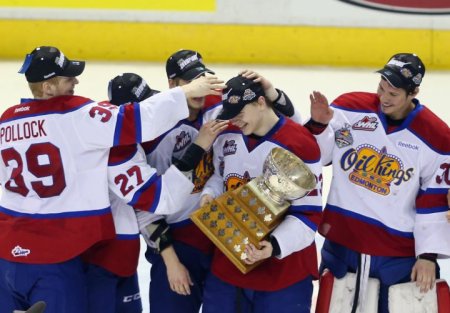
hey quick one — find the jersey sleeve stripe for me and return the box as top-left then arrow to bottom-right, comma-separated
128,174 -> 161,212
416,206 -> 449,214
116,233 -> 140,240
416,189 -> 448,209
114,103 -> 141,146
289,205 -> 322,213
289,212 -> 319,231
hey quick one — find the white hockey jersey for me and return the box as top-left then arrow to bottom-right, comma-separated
83,143 -> 194,276
203,116 -> 323,291
313,92 -> 450,258
141,95 -> 223,253
0,88 -> 188,264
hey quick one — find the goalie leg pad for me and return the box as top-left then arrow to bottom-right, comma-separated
389,279 -> 450,313
315,271 -> 379,313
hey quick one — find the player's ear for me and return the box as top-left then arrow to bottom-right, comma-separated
409,87 -> 419,98
257,95 -> 267,109
41,81 -> 52,95
168,78 -> 177,89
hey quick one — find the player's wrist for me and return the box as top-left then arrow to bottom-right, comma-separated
417,253 -> 438,264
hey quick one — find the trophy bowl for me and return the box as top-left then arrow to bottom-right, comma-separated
259,147 -> 317,205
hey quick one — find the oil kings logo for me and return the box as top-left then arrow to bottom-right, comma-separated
340,144 -> 414,195
338,0 -> 450,14
11,245 -> 31,257
225,171 -> 252,191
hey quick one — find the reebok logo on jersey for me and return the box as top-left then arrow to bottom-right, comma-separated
223,140 -> 237,156
352,116 -> 378,131
14,106 -> 30,113
11,245 -> 31,257
173,131 -> 192,152
397,141 -> 419,151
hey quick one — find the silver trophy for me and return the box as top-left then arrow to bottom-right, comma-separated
191,147 -> 317,273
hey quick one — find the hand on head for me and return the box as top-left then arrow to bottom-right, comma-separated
239,70 -> 278,102
181,75 -> 225,98
194,119 -> 229,150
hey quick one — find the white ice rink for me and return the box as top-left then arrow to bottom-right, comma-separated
0,60 -> 449,312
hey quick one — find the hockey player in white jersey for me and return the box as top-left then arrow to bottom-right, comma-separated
140,49 -> 303,313
0,46 -> 225,313
307,53 -> 450,313
199,75 -> 323,313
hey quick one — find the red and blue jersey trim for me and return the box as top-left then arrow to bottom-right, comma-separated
113,102 -> 142,146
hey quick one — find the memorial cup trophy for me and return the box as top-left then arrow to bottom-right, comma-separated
191,147 -> 317,274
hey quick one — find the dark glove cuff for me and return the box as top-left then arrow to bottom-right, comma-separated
173,143 -> 205,171
417,253 -> 438,263
270,236 -> 281,257
305,118 -> 328,135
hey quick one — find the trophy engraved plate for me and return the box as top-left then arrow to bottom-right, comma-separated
191,147 -> 316,274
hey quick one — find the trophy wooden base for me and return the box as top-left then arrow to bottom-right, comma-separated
191,179 -> 289,274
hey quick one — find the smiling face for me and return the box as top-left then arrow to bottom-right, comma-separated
230,101 -> 261,135
377,78 -> 418,120
229,96 -> 280,137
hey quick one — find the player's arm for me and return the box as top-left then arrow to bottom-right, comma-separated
199,139 -> 225,206
173,119 -> 228,172
108,144 -> 194,215
78,77 -> 225,149
413,152 -> 450,293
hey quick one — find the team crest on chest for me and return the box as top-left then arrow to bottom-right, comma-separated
225,171 -> 252,191
173,131 -> 192,152
223,140 -> 237,156
352,116 -> 378,131
340,144 -> 414,195
335,124 -> 354,148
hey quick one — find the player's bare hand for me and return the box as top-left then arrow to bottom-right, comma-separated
200,194 -> 214,207
194,120 -> 229,150
239,70 -> 278,101
243,241 -> 273,265
181,76 -> 225,98
310,91 -> 333,124
161,247 -> 193,296
411,258 -> 436,293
